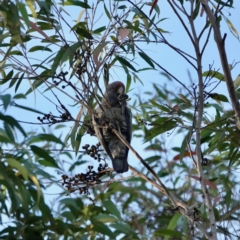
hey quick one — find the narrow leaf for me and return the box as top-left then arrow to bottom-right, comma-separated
7,159 -> 28,180
139,52 -> 155,68
26,0 -> 37,18
234,75 -> 240,89
60,0 -> 91,8
29,46 -> 52,52
18,3 -> 29,27
30,145 -> 59,168
0,113 -> 26,137
103,200 -> 121,220
209,93 -> 229,103
224,16 -> 239,39
104,3 -> 111,20
76,28 -> 93,39
116,56 -> 137,72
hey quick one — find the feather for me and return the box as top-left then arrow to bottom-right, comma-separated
92,81 -> 132,173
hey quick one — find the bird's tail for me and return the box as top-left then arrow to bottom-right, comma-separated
112,159 -> 128,173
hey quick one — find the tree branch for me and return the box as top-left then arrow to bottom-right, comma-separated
200,0 -> 240,131
189,1 -> 217,238
219,203 -> 240,222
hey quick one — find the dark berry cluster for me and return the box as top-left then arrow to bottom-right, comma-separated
201,157 -> 209,166
37,113 -> 57,124
82,143 -> 102,161
74,42 -> 92,77
37,104 -> 72,125
61,162 -> 109,195
52,71 -> 69,87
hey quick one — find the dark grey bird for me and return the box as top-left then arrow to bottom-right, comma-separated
92,81 -> 132,173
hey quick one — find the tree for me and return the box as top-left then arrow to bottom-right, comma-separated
0,0 -> 240,239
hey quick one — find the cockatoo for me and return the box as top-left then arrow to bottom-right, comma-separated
92,81 -> 132,173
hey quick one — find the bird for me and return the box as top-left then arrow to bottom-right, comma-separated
92,81 -> 132,173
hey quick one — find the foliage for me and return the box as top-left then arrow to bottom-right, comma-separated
0,0 -> 240,239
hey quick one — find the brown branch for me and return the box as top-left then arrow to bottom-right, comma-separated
200,0 -> 240,131
128,165 -> 211,239
188,1 -> 217,238
219,203 -> 240,222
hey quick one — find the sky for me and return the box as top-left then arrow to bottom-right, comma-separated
1,0 -> 240,237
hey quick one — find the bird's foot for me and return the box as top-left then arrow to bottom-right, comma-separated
108,122 -> 115,130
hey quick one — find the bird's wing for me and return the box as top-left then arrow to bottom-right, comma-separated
124,106 -> 132,159
92,108 -> 114,161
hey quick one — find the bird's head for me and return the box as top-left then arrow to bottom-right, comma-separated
107,81 -> 125,95
103,81 -> 126,107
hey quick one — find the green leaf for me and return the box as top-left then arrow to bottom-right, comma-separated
126,74 -> 131,93
93,26 -> 106,34
104,3 -> 111,20
164,213 -> 181,240
4,69 -> 14,83
233,75 -> 240,89
4,122 -> 15,142
180,133 -> 188,161
209,93 -> 229,103
14,72 -> 24,92
149,99 -> 170,112
94,214 -> 117,223
29,134 -> 64,145
51,45 -> 69,74
215,0 -> 233,7
145,119 -> 176,142
155,229 -> 184,237
76,28 -> 93,39
75,124 -> 86,154
111,222 -> 135,234
0,113 -> 26,137
92,220 -> 115,238
224,16 -> 239,39
7,158 -> 28,180
17,2 -> 29,27
60,0 -> 91,8
103,200 -> 122,220
138,52 -> 155,68
30,145 -> 59,168
116,56 -> 137,72
192,0 -> 200,20
13,94 -> 26,99
29,46 -> 52,52
0,94 -> 11,110
13,103 -> 45,115
9,50 -> 23,55
26,0 -> 37,18
61,42 -> 83,66
202,70 -> 225,81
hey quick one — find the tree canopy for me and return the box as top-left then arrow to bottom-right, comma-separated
0,0 -> 240,239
